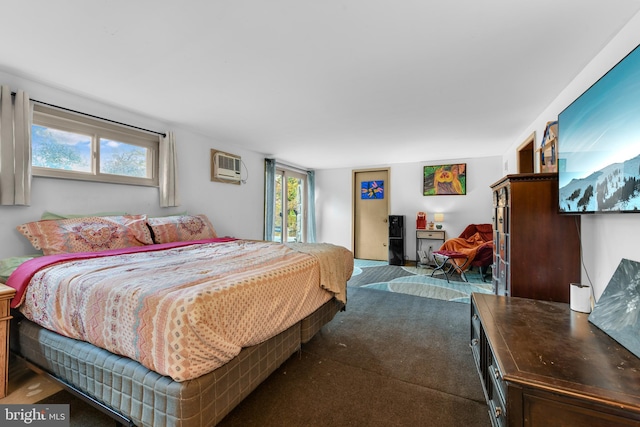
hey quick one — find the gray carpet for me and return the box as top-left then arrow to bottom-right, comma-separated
37,390 -> 115,427
38,287 -> 491,427
220,286 -> 490,426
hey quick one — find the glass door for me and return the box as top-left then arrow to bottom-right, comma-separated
274,168 -> 306,243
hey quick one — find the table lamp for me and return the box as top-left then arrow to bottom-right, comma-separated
434,213 -> 444,229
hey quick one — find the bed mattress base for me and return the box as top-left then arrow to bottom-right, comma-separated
10,297 -> 342,426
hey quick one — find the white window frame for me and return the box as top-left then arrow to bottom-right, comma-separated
32,104 -> 160,187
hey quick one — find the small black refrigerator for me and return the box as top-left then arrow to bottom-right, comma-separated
388,215 -> 405,265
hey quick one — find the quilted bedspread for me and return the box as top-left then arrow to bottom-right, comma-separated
10,239 -> 353,381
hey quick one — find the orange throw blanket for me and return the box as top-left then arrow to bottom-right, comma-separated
438,232 -> 487,270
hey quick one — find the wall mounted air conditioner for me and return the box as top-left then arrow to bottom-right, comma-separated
213,152 -> 241,182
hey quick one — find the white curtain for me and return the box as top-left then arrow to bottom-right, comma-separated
0,85 -> 32,206
159,131 -> 180,207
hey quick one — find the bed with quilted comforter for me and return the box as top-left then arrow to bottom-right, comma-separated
5,214 -> 353,426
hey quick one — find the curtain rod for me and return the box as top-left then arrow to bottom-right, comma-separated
11,91 -> 166,138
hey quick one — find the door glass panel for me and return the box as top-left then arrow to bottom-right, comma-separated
274,172 -> 284,242
286,176 -> 304,242
271,169 -> 306,243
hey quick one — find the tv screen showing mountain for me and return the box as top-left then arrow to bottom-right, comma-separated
558,43 -> 640,214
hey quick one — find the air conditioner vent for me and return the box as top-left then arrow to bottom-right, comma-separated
213,152 -> 241,182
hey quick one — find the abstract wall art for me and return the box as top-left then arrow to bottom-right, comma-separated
423,163 -> 466,196
361,180 -> 384,199
589,258 -> 640,359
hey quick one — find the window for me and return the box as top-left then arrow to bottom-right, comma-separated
31,104 -> 159,186
273,168 -> 307,243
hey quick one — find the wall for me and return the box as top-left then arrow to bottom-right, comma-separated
315,155 -> 503,261
503,11 -> 640,299
0,70 -> 266,259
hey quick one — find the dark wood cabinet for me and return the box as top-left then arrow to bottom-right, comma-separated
471,293 -> 640,427
491,173 -> 580,303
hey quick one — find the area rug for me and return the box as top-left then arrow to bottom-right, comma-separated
348,259 -> 493,303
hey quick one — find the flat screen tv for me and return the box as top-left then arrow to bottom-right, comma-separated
558,43 -> 640,214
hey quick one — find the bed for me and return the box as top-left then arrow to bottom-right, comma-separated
4,213 -> 353,426
437,223 -> 493,280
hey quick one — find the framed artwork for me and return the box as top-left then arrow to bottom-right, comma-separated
588,258 -> 640,359
423,163 -> 466,196
361,180 -> 384,199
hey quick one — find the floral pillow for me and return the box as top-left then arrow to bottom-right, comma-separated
147,214 -> 217,244
17,215 -> 154,255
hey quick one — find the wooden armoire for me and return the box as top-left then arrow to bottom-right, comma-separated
491,173 -> 581,302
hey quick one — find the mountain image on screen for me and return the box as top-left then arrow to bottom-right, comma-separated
559,154 -> 640,213
558,43 -> 640,214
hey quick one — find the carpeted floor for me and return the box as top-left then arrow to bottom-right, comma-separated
36,287 -> 491,427
349,259 -> 494,303
221,286 -> 491,426
37,389 -> 115,427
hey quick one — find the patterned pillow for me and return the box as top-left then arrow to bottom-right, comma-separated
17,215 -> 154,255
147,214 -> 217,244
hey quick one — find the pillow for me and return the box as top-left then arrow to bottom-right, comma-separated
17,215 -> 154,255
146,214 -> 217,244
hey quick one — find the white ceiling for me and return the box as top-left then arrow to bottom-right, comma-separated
2,1 -> 640,170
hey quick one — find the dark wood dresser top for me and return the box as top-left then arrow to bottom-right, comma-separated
472,293 -> 640,414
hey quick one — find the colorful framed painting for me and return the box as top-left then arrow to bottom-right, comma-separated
361,180 -> 384,199
588,258 -> 640,359
423,163 -> 466,196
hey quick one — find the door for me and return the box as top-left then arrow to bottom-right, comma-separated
273,168 -> 307,243
517,132 -> 535,173
353,169 -> 390,261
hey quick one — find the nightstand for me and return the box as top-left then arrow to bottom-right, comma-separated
416,229 -> 446,267
0,284 -> 16,399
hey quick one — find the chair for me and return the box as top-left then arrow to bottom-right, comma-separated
431,250 -> 471,283
437,224 -> 494,282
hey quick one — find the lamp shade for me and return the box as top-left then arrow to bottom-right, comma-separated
434,213 -> 444,222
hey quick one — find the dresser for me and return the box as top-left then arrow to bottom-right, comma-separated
471,293 -> 640,427
491,173 -> 580,303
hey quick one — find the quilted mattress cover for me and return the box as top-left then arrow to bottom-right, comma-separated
14,297 -> 342,427
9,239 -> 352,381
16,315 -> 301,426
